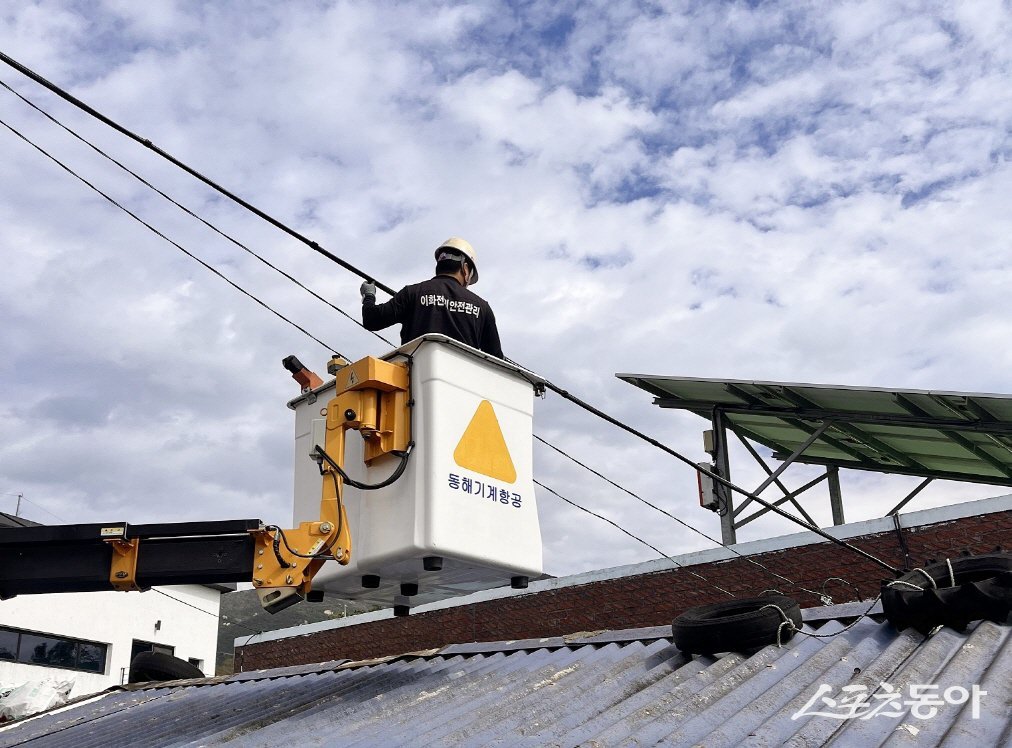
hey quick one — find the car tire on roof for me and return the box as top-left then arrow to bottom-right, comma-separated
881,553 -> 1012,635
672,595 -> 803,655
128,651 -> 205,684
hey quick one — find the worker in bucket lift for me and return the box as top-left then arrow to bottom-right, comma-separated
360,237 -> 504,359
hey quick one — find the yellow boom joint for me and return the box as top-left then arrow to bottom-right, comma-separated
102,526 -> 141,592
254,356 -> 410,614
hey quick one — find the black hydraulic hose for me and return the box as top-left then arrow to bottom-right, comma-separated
314,443 -> 413,490
0,49 -> 394,297
264,524 -> 337,561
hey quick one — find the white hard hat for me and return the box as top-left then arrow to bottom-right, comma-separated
435,236 -> 479,285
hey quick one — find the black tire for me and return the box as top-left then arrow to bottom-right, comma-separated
128,651 -> 205,684
672,595 -> 802,654
881,553 -> 1012,634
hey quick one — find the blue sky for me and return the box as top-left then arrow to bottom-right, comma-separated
1,0 -> 1011,579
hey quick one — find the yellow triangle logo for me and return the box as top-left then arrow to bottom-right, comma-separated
453,400 -> 517,483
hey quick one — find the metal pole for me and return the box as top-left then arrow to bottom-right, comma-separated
827,467 -> 844,525
713,410 -> 735,545
15,493 -> 22,517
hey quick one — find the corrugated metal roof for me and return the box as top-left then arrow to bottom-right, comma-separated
0,512 -> 38,529
1,610 -> 1008,747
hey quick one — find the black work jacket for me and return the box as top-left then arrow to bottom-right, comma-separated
362,275 -> 504,358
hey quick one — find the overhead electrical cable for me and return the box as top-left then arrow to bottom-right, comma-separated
534,435 -> 830,601
0,493 -> 67,524
151,588 -> 264,636
0,116 -> 341,357
0,51 -> 900,577
534,381 -> 899,574
0,49 -> 395,296
0,78 -> 396,351
533,479 -> 736,598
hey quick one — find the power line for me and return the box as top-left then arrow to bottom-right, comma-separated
535,380 -> 898,574
0,51 -> 900,578
0,78 -> 395,351
533,478 -> 736,598
0,115 -> 343,358
1,493 -> 68,523
0,49 -> 396,297
534,435 -> 830,601
151,588 -> 262,636
20,497 -> 66,523
151,588 -> 219,618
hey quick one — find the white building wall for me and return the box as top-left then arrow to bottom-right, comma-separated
0,585 -> 221,698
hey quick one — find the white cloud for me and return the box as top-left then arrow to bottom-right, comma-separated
0,0 -> 1009,588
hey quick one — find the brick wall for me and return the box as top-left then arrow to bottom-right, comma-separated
237,509 -> 1011,670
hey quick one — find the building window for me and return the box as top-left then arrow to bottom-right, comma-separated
0,629 -> 18,661
187,657 -> 203,672
0,626 -> 107,674
130,640 -> 174,663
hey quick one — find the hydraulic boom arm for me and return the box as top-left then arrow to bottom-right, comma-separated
0,355 -> 411,614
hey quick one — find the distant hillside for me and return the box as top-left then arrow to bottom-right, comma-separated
217,590 -> 374,674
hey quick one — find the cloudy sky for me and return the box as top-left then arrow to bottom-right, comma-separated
1,1 -> 1010,585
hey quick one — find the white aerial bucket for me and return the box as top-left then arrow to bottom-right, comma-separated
289,334 -> 544,612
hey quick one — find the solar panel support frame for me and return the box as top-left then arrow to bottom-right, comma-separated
704,409 -> 844,544
619,373 -> 1012,545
